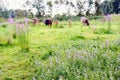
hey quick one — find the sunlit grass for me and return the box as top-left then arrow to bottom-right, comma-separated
0,15 -> 120,79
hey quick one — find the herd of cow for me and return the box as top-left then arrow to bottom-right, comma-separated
32,17 -> 90,27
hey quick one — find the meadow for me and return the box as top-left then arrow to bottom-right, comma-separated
0,15 -> 120,80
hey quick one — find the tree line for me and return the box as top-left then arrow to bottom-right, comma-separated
0,0 -> 120,19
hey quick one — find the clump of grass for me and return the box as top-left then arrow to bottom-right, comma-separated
1,24 -> 7,28
41,50 -> 54,60
94,28 -> 113,34
71,35 -> 85,40
58,25 -> 64,28
76,35 -> 85,39
3,77 -> 12,80
16,18 -> 30,52
6,18 -> 15,45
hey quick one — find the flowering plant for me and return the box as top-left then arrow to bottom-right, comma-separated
16,18 -> 30,52
105,14 -> 111,32
6,17 -> 15,44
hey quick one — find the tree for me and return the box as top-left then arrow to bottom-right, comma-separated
0,0 -> 9,18
66,1 -> 74,16
32,0 -> 45,18
47,1 -> 53,17
76,0 -> 85,16
14,9 -> 28,18
54,0 -> 65,4
0,9 -> 9,18
54,0 -> 75,26
10,10 -> 15,18
65,1 -> 75,27
112,0 -> 120,14
101,0 -> 113,15
54,0 -> 67,14
25,0 -> 45,18
94,0 -> 102,15
24,0 -> 34,18
86,0 -> 94,16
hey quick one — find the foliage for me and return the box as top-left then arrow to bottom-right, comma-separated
47,1 -> 53,17
112,0 -> 120,14
55,14 -> 69,21
14,9 -> 28,18
101,0 -> 120,14
32,0 -> 45,18
101,0 -> 114,14
94,0 -> 102,15
0,0 -> 9,18
0,8 -> 9,18
76,0 -> 85,16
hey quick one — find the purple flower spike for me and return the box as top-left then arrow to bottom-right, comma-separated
24,18 -> 29,30
25,18 -> 29,24
16,22 -> 22,35
21,22 -> 25,32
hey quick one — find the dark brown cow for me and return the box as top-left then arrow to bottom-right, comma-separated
45,19 -> 52,27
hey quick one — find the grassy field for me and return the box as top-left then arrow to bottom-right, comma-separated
0,15 -> 120,80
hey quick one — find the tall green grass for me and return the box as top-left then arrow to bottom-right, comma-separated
16,19 -> 30,52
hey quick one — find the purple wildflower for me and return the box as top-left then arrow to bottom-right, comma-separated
16,22 -> 26,35
105,14 -> 111,21
16,22 -> 20,34
7,17 -> 14,24
21,22 -> 25,32
25,18 -> 29,30
25,18 -> 29,25
105,39 -> 109,48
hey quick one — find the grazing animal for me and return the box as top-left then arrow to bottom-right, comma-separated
54,20 -> 59,27
33,18 -> 38,24
45,19 -> 52,26
80,17 -> 90,26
